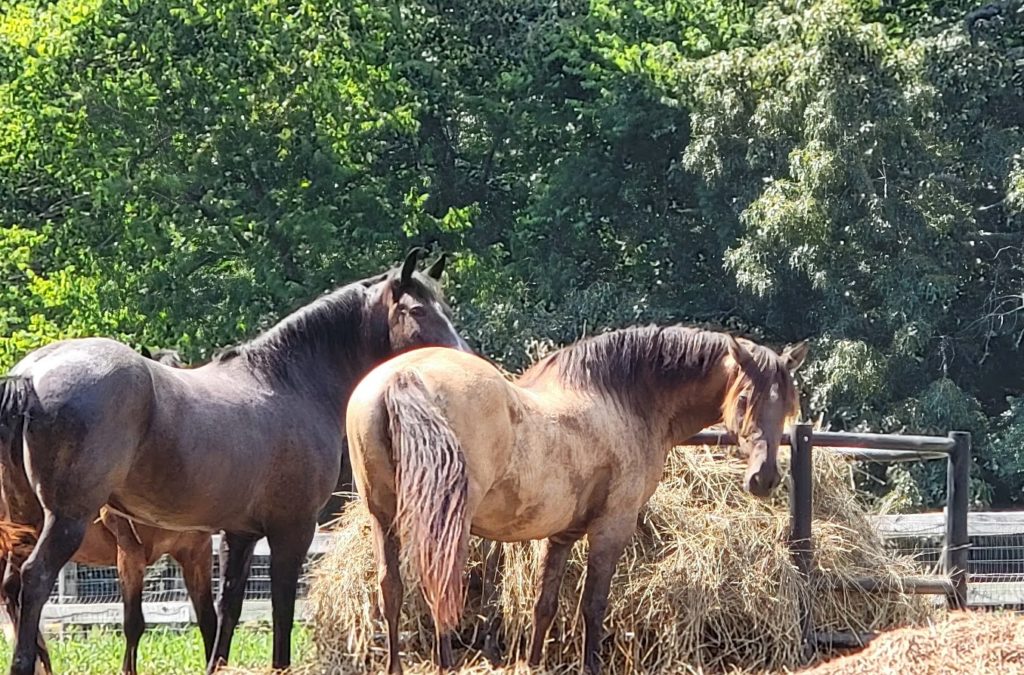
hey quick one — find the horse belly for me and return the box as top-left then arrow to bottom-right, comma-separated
110,490 -> 228,533
112,444 -> 260,532
471,479 -> 577,543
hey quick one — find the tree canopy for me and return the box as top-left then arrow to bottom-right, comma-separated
1,0 -> 1022,508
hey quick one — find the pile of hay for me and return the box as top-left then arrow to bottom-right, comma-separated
306,447 -> 936,674
805,611 -> 1024,674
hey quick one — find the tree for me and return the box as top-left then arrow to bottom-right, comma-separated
1,0 -> 1022,507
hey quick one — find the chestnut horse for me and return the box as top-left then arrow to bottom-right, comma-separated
0,348 -> 215,675
0,249 -> 470,675
347,326 -> 807,674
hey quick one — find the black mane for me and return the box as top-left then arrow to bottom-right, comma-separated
213,265 -> 446,393
234,283 -> 373,384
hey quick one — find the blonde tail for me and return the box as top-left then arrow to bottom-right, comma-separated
383,370 -> 468,633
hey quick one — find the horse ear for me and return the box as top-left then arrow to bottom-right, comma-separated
400,247 -> 425,286
140,346 -> 153,360
393,247 -> 425,301
782,340 -> 809,373
425,253 -> 447,280
726,335 -> 754,369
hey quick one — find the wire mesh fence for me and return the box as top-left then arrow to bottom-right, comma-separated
28,535 -> 332,627
876,513 -> 1024,609
16,513 -> 1024,629
55,552 -> 323,606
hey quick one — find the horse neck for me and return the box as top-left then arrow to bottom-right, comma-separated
292,333 -> 384,414
645,359 -> 733,451
245,297 -> 385,412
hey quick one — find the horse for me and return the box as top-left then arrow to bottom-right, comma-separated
0,348 -> 216,675
346,325 -> 808,674
0,248 -> 470,675
138,347 -> 186,367
0,509 -> 215,675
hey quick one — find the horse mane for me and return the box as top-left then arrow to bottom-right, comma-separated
216,283 -> 371,385
519,325 -> 724,395
216,267 -> 444,387
519,325 -> 799,422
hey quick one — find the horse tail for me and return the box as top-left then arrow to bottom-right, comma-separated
0,376 -> 34,464
383,370 -> 468,634
0,521 -> 36,559
0,376 -> 39,559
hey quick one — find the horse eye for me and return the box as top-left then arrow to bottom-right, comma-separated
408,305 -> 426,318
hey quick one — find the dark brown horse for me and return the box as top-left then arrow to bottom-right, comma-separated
0,348 -> 216,675
347,326 -> 807,674
0,249 -> 470,675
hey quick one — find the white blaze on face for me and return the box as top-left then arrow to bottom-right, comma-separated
769,382 -> 780,402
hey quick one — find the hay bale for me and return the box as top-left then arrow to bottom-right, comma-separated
805,611 -> 1024,674
307,448 -> 936,673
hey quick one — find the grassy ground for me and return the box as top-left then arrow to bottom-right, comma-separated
0,624 -> 312,674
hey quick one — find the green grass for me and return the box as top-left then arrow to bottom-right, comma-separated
0,624 -> 312,674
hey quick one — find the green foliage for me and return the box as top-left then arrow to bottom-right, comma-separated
1,0 -> 1022,508
638,0 -> 1023,506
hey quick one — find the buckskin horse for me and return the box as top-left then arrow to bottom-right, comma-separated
346,325 -> 807,674
0,348 -> 216,675
0,249 -> 470,675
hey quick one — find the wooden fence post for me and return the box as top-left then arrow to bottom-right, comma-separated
789,423 -> 814,656
944,431 -> 970,609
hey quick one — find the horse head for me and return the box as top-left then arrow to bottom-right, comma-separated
364,248 -> 472,355
723,337 -> 808,497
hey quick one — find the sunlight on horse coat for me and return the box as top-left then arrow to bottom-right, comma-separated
347,326 -> 807,675
0,249 -> 469,675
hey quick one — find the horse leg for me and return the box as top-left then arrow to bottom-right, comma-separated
527,535 -> 576,667
436,626 -> 454,673
369,515 -> 403,675
173,536 -> 216,667
99,512 -> 150,675
1,558 -> 22,643
477,540 -> 505,664
580,520 -> 634,675
266,524 -> 315,670
10,513 -> 86,675
206,532 -> 256,674
2,558 -> 53,675
112,532 -> 147,675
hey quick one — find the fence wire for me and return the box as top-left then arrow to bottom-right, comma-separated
50,553 -> 322,605
884,532 -> 1024,608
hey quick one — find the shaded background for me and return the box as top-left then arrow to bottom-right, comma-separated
1,0 -> 1022,508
